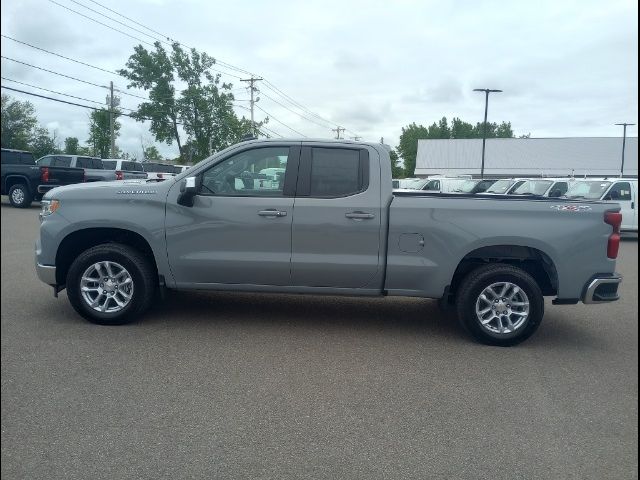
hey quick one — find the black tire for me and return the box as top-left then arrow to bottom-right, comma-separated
456,264 -> 544,346
66,243 -> 157,325
8,183 -> 33,208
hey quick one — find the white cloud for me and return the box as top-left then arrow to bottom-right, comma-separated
1,0 -> 637,159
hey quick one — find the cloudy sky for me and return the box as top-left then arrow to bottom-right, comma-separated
1,0 -> 638,159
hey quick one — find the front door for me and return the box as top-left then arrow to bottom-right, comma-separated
165,145 -> 300,286
606,181 -> 636,231
290,145 -> 382,288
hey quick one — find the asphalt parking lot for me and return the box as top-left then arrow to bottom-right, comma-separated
1,199 -> 638,480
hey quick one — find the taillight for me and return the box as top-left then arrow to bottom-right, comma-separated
604,211 -> 622,259
83,170 -> 86,182
41,167 -> 49,183
115,170 -> 124,181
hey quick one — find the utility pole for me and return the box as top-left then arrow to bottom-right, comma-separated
241,76 -> 263,136
615,123 -> 636,177
332,126 -> 345,139
473,88 -> 502,178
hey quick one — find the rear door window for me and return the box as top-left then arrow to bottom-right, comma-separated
307,148 -> 367,198
53,157 -> 72,167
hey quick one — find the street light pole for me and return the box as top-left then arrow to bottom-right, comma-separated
473,88 -> 502,178
615,123 -> 636,177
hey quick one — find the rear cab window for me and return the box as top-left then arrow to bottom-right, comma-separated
102,160 -> 117,170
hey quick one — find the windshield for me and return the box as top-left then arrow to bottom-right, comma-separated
455,180 -> 481,193
486,179 -> 513,193
512,180 -> 553,195
102,160 -> 117,169
564,181 -> 612,199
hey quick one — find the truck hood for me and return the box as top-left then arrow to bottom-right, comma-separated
43,179 -> 171,199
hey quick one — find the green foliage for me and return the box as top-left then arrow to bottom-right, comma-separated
64,137 -> 79,155
389,149 -> 404,178
1,94 -> 38,150
397,116 -> 515,176
88,108 -> 121,158
143,145 -> 163,161
30,127 -> 60,159
119,41 -> 255,163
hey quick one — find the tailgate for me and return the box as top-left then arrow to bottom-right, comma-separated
43,166 -> 84,185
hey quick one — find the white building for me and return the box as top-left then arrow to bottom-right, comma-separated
414,137 -> 638,178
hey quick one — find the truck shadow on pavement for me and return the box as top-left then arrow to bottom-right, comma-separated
135,289 -> 603,350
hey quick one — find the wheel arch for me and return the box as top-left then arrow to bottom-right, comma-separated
447,244 -> 559,301
55,227 -> 159,286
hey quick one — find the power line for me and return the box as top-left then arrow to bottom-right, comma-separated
1,85 -> 187,127
46,0 -> 359,137
259,90 -> 335,130
69,0 -> 167,44
1,34 -> 118,75
1,55 -> 106,89
2,76 -> 107,106
47,0 -> 155,47
255,105 -> 306,137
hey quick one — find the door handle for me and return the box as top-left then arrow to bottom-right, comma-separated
345,211 -> 375,220
258,209 -> 287,217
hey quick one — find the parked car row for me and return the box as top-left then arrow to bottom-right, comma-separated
1,148 -> 191,208
393,174 -> 638,232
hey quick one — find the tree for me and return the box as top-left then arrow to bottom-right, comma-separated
88,108 -> 121,158
396,116 -> 516,176
119,41 -> 256,163
390,150 -> 404,178
64,137 -> 79,155
396,123 -> 429,177
30,127 -> 60,159
142,145 -> 162,161
1,94 -> 38,150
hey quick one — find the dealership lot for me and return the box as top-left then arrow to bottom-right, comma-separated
1,200 -> 637,479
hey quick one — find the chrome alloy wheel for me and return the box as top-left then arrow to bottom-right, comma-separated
475,281 -> 530,335
11,187 -> 25,205
80,261 -> 134,313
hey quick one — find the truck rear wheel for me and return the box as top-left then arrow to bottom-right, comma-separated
8,183 -> 32,208
456,264 -> 544,346
66,243 -> 157,325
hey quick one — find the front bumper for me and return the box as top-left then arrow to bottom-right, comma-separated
582,274 -> 623,304
35,262 -> 57,286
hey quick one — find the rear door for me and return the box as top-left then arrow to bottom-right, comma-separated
606,181 -> 636,231
290,145 -> 381,288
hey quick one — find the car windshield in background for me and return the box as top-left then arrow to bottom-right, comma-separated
143,163 -> 176,173
512,180 -> 553,195
102,160 -> 117,169
565,181 -> 612,199
455,180 -> 481,193
485,179 -> 513,193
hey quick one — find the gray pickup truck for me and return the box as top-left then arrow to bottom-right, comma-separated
35,139 -> 623,346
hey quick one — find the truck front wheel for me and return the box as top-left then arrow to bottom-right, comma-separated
66,243 -> 157,325
8,183 -> 32,208
456,264 -> 544,346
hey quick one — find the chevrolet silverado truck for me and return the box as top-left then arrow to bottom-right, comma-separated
35,139 -> 623,346
1,148 -> 84,208
37,155 -> 116,182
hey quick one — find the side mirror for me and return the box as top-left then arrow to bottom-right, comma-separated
177,176 -> 198,207
548,189 -> 562,198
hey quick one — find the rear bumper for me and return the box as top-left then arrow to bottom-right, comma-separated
582,274 -> 623,304
37,184 -> 60,194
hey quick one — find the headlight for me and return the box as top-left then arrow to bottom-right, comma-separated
40,199 -> 60,218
